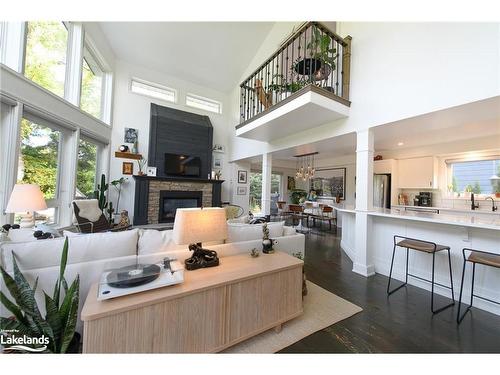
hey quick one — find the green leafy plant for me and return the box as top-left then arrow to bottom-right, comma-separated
0,238 -> 80,353
93,173 -> 109,212
268,74 -> 308,94
306,25 -> 338,69
290,189 -> 308,204
110,177 -> 128,213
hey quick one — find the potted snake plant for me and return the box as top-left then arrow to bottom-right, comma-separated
0,237 -> 80,353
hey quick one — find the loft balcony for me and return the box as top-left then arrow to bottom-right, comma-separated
235,22 -> 351,142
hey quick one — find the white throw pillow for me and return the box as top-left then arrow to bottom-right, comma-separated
226,221 -> 284,243
7,228 -> 36,242
137,229 -> 175,255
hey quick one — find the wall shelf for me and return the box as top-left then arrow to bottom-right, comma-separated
115,152 -> 142,160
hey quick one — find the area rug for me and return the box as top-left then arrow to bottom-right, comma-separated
223,281 -> 363,353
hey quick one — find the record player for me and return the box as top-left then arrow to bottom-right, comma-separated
97,257 -> 184,301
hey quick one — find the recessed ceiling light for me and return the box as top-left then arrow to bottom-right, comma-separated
397,142 -> 404,146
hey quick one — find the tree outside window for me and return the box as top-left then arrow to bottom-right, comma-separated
249,172 -> 281,214
80,47 -> 103,119
24,21 -> 68,97
76,139 -> 98,198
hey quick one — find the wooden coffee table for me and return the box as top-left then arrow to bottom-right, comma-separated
81,251 -> 303,353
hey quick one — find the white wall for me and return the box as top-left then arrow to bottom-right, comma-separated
229,22 -> 500,162
109,60 -> 232,221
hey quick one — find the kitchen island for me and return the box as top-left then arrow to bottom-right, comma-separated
335,206 -> 500,315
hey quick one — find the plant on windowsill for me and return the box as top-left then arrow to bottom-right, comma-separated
0,238 -> 80,353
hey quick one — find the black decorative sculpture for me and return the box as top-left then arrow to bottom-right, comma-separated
184,243 -> 220,271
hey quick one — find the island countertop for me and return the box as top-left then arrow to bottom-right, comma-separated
334,206 -> 500,230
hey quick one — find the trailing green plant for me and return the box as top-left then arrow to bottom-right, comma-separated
93,173 -> 109,212
306,25 -> 338,69
0,238 -> 80,353
268,74 -> 308,94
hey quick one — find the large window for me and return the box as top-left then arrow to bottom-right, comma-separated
24,21 -> 68,97
450,159 -> 500,194
80,43 -> 104,119
17,118 -> 62,224
76,138 -> 98,198
249,172 -> 281,214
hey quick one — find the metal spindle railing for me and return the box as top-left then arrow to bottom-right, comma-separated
238,22 -> 351,125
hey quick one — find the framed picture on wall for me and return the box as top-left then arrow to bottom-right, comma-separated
287,176 -> 296,190
146,166 -> 157,177
124,127 -> 138,143
310,168 -> 346,200
213,155 -> 223,169
237,186 -> 247,195
122,162 -> 134,175
237,170 -> 247,184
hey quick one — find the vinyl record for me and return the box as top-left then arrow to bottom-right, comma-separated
107,264 -> 161,288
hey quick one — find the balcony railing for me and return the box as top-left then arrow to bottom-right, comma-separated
238,22 -> 351,125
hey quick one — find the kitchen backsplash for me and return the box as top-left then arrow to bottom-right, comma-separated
399,189 -> 498,211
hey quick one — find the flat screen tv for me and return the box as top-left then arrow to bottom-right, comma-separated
164,153 -> 201,177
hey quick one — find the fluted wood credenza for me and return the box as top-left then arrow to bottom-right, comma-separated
81,251 -> 303,353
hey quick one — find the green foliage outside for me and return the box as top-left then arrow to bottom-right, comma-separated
80,56 -> 103,119
76,139 -> 97,197
24,21 -> 68,97
249,172 -> 281,213
18,119 -> 60,200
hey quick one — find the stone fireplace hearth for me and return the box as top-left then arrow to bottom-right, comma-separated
133,176 -> 224,226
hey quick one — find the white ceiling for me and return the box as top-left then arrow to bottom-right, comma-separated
97,22 -> 275,92
265,95 -> 500,163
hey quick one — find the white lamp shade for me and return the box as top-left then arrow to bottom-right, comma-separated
5,184 -> 47,213
172,207 -> 228,245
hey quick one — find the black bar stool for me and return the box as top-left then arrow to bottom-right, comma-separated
457,248 -> 500,324
387,236 -> 455,314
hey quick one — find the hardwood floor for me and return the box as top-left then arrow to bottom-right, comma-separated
279,228 -> 500,353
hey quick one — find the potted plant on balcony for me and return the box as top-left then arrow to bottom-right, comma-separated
0,238 -> 80,353
294,25 -> 338,83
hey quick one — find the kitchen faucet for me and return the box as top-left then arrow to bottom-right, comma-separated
471,193 -> 479,210
485,196 -> 498,212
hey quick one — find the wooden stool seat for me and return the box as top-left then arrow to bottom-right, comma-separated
457,248 -> 500,324
388,235 -> 455,314
397,239 -> 450,253
467,251 -> 500,269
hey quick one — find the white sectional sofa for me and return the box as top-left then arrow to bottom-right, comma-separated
0,222 -> 305,333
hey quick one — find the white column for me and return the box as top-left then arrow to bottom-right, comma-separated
353,128 -> 375,277
261,153 -> 272,217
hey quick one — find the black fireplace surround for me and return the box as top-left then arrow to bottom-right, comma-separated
158,190 -> 203,223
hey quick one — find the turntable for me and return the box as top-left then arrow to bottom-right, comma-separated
97,257 -> 184,300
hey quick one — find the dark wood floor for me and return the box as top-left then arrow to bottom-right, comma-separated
279,228 -> 500,353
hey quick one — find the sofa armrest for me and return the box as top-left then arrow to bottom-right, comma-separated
283,226 -> 296,236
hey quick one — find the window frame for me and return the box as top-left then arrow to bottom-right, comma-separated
185,93 -> 223,114
130,77 -> 177,104
446,155 -> 500,196
76,135 -> 103,198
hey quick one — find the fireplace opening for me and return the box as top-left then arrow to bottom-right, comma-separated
158,190 -> 203,223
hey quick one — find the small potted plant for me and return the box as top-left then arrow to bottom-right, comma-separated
495,188 -> 500,199
464,185 -> 473,199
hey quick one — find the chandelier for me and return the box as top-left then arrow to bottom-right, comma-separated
294,152 -> 318,181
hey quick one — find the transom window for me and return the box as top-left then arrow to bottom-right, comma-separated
24,21 -> 68,97
186,93 -> 222,114
130,78 -> 176,103
449,159 -> 500,194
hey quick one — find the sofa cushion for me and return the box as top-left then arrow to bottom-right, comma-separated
226,221 -> 285,243
6,228 -> 36,242
1,229 -> 139,272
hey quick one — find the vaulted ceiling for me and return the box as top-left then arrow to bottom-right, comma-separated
97,22 -> 275,93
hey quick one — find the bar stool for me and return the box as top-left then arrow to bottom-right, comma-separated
457,248 -> 500,324
387,236 -> 455,314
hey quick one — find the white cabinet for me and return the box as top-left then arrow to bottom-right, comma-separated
398,156 -> 438,189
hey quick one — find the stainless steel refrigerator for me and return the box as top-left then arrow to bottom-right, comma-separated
373,174 -> 391,209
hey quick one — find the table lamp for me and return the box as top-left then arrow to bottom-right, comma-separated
172,207 -> 228,270
5,184 -> 47,228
